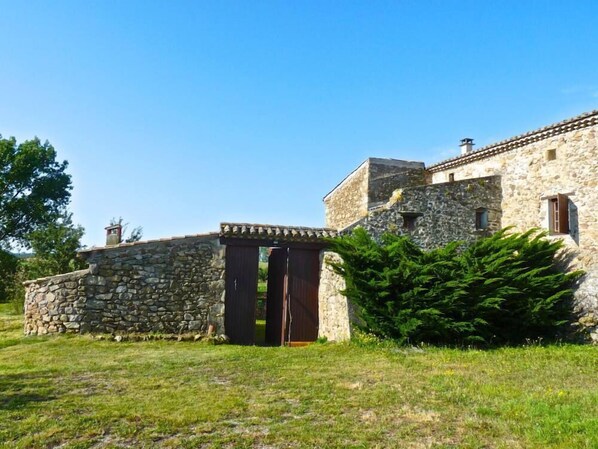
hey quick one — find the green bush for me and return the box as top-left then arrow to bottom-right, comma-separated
328,228 -> 582,346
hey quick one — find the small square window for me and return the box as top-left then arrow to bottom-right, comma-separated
400,212 -> 422,232
546,149 -> 556,161
403,216 -> 417,231
448,173 -> 455,182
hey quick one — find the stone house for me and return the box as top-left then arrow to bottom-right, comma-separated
323,110 -> 598,341
23,109 -> 598,343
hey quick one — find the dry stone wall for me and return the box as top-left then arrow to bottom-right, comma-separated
24,234 -> 226,336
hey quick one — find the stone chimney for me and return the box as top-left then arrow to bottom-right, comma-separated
460,138 -> 474,155
105,224 -> 122,246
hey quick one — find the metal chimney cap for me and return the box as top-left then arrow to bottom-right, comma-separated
460,138 -> 474,145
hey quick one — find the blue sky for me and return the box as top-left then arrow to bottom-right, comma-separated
1,1 -> 597,247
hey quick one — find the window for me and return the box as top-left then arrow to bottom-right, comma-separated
546,149 -> 556,161
448,173 -> 455,182
549,194 -> 569,234
475,208 -> 488,230
403,215 -> 417,231
400,212 -> 422,232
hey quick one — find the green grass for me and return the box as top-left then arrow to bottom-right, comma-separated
1,303 -> 597,448
255,319 -> 266,345
257,282 -> 267,294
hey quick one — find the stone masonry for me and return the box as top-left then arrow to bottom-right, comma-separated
24,269 -> 90,335
349,176 -> 502,249
317,251 -> 351,341
24,234 -> 226,336
428,111 -> 598,340
23,110 -> 598,343
324,158 -> 426,230
324,110 -> 598,342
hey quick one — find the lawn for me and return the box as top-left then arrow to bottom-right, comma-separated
0,303 -> 597,449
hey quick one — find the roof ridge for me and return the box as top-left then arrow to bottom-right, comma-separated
427,109 -> 598,171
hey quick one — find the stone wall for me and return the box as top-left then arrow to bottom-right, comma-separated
24,269 -> 91,335
324,158 -> 426,230
429,119 -> 598,340
318,251 -> 351,341
24,234 -> 226,336
349,176 -> 502,249
324,161 -> 369,230
367,158 -> 426,205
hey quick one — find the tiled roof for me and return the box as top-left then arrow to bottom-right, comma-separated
220,222 -> 338,242
427,109 -> 598,172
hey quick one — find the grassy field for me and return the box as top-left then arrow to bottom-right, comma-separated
1,303 -> 597,449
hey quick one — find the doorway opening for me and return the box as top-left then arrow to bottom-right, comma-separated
254,247 -> 269,345
223,241 -> 321,346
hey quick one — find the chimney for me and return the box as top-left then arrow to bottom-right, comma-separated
105,224 -> 122,246
460,138 -> 474,155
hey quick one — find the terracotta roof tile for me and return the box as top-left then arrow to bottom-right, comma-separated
428,109 -> 598,172
220,222 -> 337,242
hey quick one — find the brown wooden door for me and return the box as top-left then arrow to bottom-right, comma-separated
224,245 -> 259,345
286,249 -> 320,343
265,248 -> 287,346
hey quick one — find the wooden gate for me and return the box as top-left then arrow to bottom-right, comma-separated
224,245 -> 259,345
263,247 -> 320,345
220,223 -> 334,346
286,248 -> 320,344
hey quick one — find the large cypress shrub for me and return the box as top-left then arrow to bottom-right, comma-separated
327,228 -> 582,346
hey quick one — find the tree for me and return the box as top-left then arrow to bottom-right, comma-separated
0,135 -> 72,249
110,217 -> 143,243
22,213 -> 86,279
0,249 -> 18,301
5,213 -> 86,310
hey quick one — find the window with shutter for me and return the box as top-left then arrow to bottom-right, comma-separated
549,194 -> 569,234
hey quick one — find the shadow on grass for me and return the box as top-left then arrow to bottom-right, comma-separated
0,372 -> 57,411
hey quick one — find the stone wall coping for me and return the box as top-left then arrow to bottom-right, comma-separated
323,157 -> 424,201
23,268 -> 91,286
428,109 -> 598,172
78,232 -> 220,254
220,222 -> 338,241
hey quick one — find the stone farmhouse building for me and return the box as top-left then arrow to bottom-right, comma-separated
24,110 -> 598,343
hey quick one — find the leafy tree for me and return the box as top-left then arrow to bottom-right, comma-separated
109,217 -> 143,243
22,213 -> 86,279
328,228 -> 583,346
0,249 -> 18,302
0,135 -> 72,249
6,213 -> 86,311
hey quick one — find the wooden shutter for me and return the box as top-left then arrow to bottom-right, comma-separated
557,193 -> 569,234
